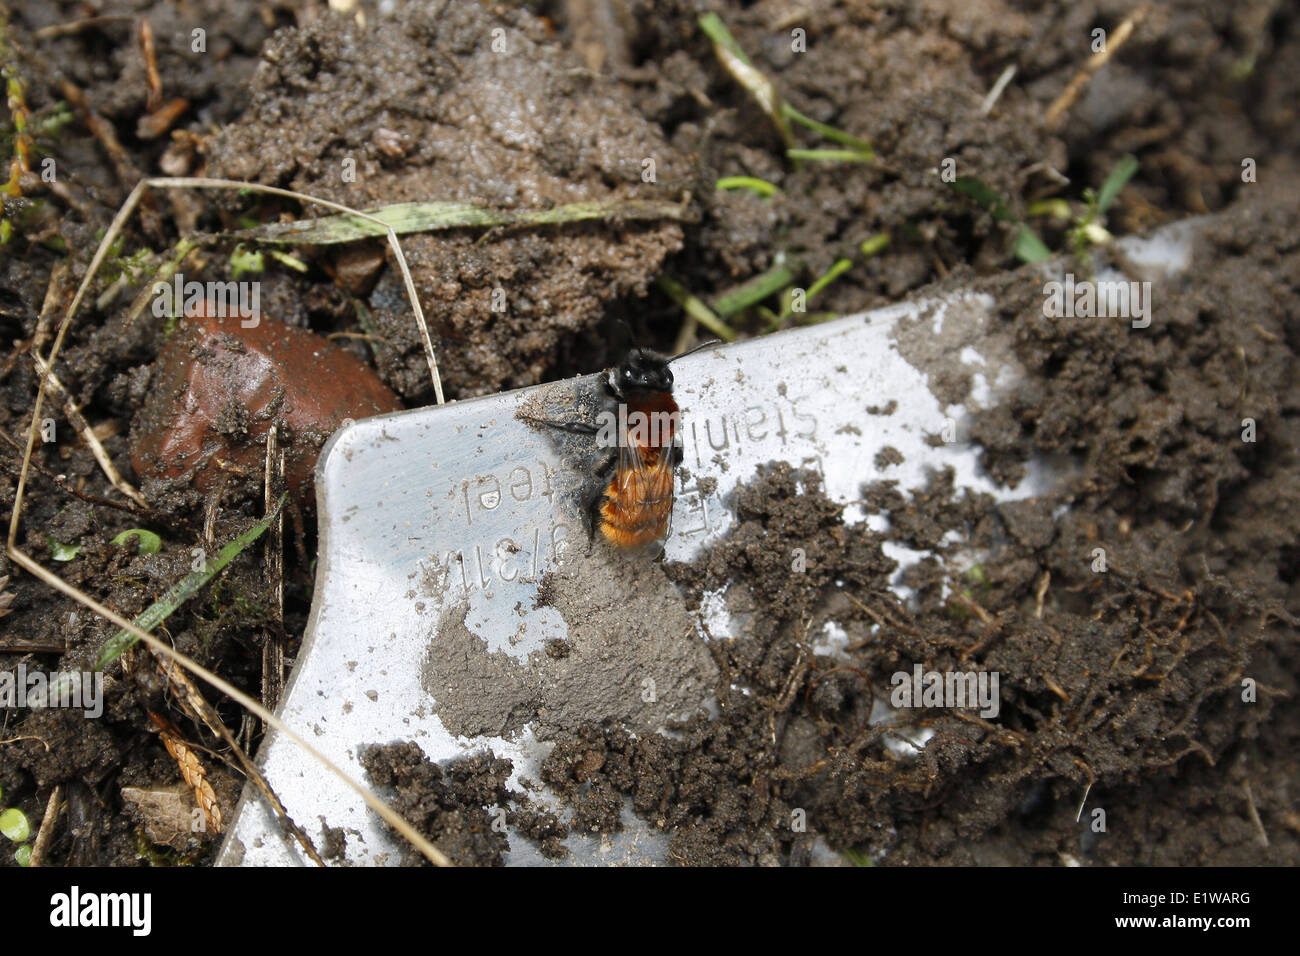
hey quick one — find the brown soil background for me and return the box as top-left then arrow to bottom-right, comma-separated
0,0 -> 1296,865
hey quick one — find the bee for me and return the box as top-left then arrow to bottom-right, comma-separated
524,340 -> 716,551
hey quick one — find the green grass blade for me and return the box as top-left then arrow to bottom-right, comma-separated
223,199 -> 691,246
656,276 -> 738,342
94,495 -> 287,670
715,176 -> 781,199
785,148 -> 872,163
783,105 -> 873,159
1095,155 -> 1139,214
712,262 -> 798,317
806,257 -> 854,301
698,12 -> 751,64
698,13 -> 793,148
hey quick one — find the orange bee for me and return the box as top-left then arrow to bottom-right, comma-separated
596,348 -> 682,548
526,342 -> 714,551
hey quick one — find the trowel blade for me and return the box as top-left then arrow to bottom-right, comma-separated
217,289 -> 1043,866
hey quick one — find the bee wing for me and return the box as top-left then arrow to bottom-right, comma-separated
617,429 -> 676,505
616,426 -> 646,491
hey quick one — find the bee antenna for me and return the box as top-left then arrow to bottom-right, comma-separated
668,339 -> 723,364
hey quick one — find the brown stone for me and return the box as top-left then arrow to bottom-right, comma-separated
130,301 -> 402,500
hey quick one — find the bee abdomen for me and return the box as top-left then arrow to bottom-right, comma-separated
599,479 -> 673,547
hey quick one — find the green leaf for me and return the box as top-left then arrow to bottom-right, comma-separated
949,177 -> 1015,222
0,808 -> 30,843
1014,225 -> 1052,263
48,538 -> 80,562
1026,199 -> 1072,221
267,249 -> 309,272
112,529 -> 163,555
229,247 -> 264,280
1095,155 -> 1139,215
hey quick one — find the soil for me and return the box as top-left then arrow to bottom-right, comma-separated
0,0 -> 1296,866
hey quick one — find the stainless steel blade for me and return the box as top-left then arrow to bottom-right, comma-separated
218,219 -> 1200,866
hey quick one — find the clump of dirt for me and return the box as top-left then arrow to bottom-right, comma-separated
360,741 -> 570,865
360,742 -> 513,866
205,0 -> 689,400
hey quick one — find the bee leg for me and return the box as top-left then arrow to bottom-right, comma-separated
583,495 -> 601,555
652,439 -> 685,561
583,451 -> 619,554
520,414 -> 599,436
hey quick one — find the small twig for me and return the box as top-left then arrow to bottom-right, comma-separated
1045,3 -> 1152,129
1243,781 -> 1269,849
951,710 -> 1027,747
844,591 -> 920,638
0,431 -> 145,515
28,785 -> 64,867
1042,673 -> 1071,703
261,427 -> 285,730
33,15 -> 134,39
980,64 -> 1017,116
150,650 -> 319,863
0,639 -> 67,654
1074,760 -> 1096,823
27,353 -> 147,507
1035,570 -> 1051,619
137,19 -> 163,112
953,589 -> 996,626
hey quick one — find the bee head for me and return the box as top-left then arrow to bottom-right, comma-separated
612,348 -> 673,396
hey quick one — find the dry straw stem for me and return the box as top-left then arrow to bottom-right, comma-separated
148,646 -> 323,863
7,544 -> 453,866
7,177 -> 454,867
28,353 -> 148,507
28,784 -> 63,867
1045,3 -> 1153,128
